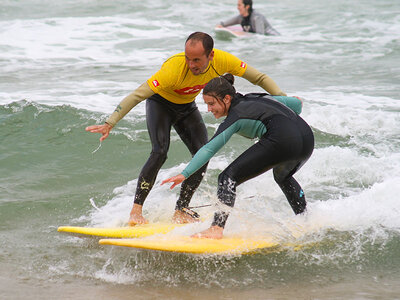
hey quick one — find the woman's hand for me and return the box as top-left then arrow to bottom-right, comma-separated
161,174 -> 186,189
85,123 -> 113,141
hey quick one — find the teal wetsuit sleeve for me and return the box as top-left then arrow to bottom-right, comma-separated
181,123 -> 239,178
272,96 -> 302,114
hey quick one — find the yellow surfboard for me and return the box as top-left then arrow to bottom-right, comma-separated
57,223 -> 183,238
99,236 -> 278,255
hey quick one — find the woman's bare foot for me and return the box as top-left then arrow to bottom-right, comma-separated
191,225 -> 224,239
192,226 -> 224,239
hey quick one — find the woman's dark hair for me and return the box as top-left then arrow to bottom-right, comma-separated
203,73 -> 236,103
243,0 -> 253,14
185,32 -> 214,56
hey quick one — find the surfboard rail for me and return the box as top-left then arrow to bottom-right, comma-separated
99,236 -> 278,255
57,223 -> 183,238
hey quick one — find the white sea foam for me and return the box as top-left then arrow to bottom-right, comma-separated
0,16 -> 182,62
88,141 -> 400,239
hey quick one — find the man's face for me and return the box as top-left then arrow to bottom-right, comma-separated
185,40 -> 214,75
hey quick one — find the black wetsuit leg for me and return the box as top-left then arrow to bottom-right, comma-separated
134,96 -> 172,205
212,115 -> 314,228
134,94 -> 208,208
174,109 -> 208,210
272,116 -> 314,215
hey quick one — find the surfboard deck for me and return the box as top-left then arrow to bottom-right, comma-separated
57,223 -> 183,238
214,25 -> 252,39
99,236 -> 278,255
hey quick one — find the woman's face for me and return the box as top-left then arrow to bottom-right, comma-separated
203,94 -> 231,119
237,0 -> 249,17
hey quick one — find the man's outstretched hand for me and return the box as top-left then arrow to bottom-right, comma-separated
86,123 -> 113,141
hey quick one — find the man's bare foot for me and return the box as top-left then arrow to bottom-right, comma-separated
128,203 -> 148,226
128,214 -> 148,226
191,225 -> 224,239
172,209 -> 200,224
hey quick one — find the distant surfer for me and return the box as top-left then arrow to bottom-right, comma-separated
217,0 -> 280,35
162,74 -> 314,239
86,32 -> 287,226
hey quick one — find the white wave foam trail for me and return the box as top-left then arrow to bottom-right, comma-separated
301,91 -> 399,136
307,177 -> 400,232
88,144 -> 400,238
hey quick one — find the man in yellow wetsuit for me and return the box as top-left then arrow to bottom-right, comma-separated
86,31 -> 286,226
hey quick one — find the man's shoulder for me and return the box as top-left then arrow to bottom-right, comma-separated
159,52 -> 187,74
150,52 -> 187,84
212,49 -> 246,75
213,48 -> 236,60
213,48 -> 227,55
164,52 -> 186,64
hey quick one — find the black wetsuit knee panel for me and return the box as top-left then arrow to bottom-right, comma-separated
217,171 -> 237,207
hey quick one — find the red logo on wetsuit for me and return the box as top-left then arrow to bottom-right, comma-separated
240,62 -> 247,68
152,80 -> 160,87
174,84 -> 207,95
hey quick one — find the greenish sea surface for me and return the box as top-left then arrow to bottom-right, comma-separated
1,0 -> 399,299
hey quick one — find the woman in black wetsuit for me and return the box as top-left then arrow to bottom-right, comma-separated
162,73 -> 314,239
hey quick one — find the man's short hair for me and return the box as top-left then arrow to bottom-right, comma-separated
185,32 -> 214,56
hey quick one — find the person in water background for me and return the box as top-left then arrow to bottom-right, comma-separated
217,0 -> 280,35
86,32 -> 287,226
162,73 -> 314,239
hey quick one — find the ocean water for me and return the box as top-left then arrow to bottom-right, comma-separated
1,0 -> 400,299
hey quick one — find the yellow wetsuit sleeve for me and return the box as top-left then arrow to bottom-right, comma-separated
105,82 -> 154,127
242,65 -> 287,96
